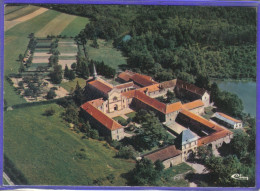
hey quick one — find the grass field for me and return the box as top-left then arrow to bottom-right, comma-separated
60,78 -> 86,92
86,39 -> 127,70
5,6 -> 40,21
35,13 -> 76,37
4,103 -> 134,185
60,16 -> 90,37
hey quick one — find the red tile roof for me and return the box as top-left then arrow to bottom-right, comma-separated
144,145 -> 182,162
89,98 -> 104,108
180,109 -> 223,132
81,102 -> 122,131
217,112 -> 241,123
182,100 -> 204,110
166,102 -> 183,114
115,82 -> 134,90
160,79 -> 177,89
198,129 -> 232,147
176,79 -> 207,96
118,70 -> 135,81
135,91 -> 166,113
138,84 -> 160,93
121,89 -> 136,99
130,73 -> 158,87
88,79 -> 113,94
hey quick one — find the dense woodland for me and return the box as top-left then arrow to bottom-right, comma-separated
42,4 -> 256,82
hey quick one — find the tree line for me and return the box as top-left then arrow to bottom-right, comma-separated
42,5 -> 256,82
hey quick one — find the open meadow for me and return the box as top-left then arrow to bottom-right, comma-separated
86,39 -> 127,70
4,103 -> 135,185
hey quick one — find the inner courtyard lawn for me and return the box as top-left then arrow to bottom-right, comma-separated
4,103 -> 135,185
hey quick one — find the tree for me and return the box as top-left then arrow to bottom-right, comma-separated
64,104 -> 79,124
18,81 -> 24,89
154,160 -> 165,172
195,74 -> 210,90
197,145 -> 213,162
133,112 -> 169,150
64,65 -> 69,79
230,130 -> 249,159
50,64 -> 63,84
116,146 -> 135,159
73,81 -> 85,105
46,89 -> 56,99
68,70 -> 76,80
130,158 -> 159,186
166,90 -> 175,103
71,62 -> 77,70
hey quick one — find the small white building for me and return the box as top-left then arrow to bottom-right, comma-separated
213,112 -> 243,129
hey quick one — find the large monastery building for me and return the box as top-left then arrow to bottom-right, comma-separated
80,68 -> 236,166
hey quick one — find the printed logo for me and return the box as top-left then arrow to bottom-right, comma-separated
231,174 -> 248,180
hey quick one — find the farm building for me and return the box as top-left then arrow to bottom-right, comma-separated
143,145 -> 182,168
212,112 -> 243,129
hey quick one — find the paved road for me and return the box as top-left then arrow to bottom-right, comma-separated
3,172 -> 15,185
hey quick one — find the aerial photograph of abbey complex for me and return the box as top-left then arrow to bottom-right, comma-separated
2,3 -> 257,188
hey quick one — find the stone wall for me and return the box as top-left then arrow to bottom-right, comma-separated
163,154 -> 182,168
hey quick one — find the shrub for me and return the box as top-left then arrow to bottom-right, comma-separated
89,129 -> 99,139
116,146 -> 135,159
46,89 -> 57,99
44,108 -> 55,116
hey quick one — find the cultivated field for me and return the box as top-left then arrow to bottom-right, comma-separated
5,5 -> 48,31
4,104 -> 135,185
35,13 -> 77,37
5,5 -> 40,21
60,16 -> 90,37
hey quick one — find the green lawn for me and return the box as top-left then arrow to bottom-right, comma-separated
60,16 -> 90,37
4,103 -> 135,185
125,112 -> 136,118
202,106 -> 215,120
159,163 -> 193,187
60,77 -> 86,92
113,116 -> 127,123
86,39 -> 127,70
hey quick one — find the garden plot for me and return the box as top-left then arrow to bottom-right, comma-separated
32,56 -> 50,64
58,39 -> 77,69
